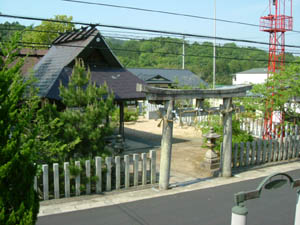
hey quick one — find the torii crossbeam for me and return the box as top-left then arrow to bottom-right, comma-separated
137,84 -> 252,190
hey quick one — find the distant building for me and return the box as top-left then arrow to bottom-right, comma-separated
233,68 -> 268,85
128,68 -> 208,88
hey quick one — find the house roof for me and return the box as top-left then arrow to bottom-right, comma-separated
128,68 -> 208,88
236,68 -> 268,74
8,49 -> 48,76
32,26 -> 145,101
48,67 -> 145,101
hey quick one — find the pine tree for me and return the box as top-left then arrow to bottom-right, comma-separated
59,59 -> 116,159
0,34 -> 39,224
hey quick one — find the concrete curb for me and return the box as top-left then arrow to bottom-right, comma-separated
38,161 -> 300,217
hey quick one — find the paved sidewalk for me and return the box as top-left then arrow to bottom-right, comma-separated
38,160 -> 300,217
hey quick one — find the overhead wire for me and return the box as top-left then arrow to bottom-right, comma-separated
1,13 -> 300,49
1,27 -> 300,55
5,40 -> 299,65
61,0 -> 300,34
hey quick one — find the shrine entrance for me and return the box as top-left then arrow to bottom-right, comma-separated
137,84 -> 252,190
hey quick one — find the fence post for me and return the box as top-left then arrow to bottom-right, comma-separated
288,136 -> 293,160
273,140 -> 278,162
231,205 -> 248,225
282,138 -> 287,160
53,163 -> 60,199
251,141 -> 256,165
133,154 -> 139,187
106,157 -> 112,191
262,140 -> 267,163
257,140 -> 262,164
64,162 -> 70,198
75,161 -> 81,196
268,140 -> 273,163
95,157 -> 102,194
124,155 -> 130,188
233,143 -> 238,169
42,164 -> 49,200
141,153 -> 147,185
296,136 -> 300,158
85,160 -> 91,195
239,142 -> 244,167
292,136 -> 297,158
150,150 -> 157,184
245,142 -> 250,166
115,156 -> 121,190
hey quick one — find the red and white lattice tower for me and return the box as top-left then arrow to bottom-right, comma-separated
260,0 -> 293,139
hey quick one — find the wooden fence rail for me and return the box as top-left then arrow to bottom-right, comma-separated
35,150 -> 157,201
231,137 -> 300,169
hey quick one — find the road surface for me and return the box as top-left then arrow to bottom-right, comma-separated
37,169 -> 300,225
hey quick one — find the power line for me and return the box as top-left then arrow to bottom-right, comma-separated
2,13 -> 300,49
9,40 -> 299,65
2,27 -> 300,55
62,0 -> 300,34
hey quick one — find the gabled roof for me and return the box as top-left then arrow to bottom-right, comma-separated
145,75 -> 173,84
128,68 -> 208,88
33,26 -> 145,100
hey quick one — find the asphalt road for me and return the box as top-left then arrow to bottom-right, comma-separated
37,170 -> 300,225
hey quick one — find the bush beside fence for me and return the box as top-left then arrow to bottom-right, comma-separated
35,150 -> 157,201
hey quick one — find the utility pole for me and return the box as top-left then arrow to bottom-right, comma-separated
182,36 -> 185,70
213,0 -> 216,89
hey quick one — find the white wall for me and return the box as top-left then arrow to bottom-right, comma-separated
233,73 -> 268,85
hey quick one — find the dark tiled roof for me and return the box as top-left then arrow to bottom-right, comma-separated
128,68 -> 208,88
33,26 -> 144,100
7,49 -> 48,76
47,67 -> 145,100
33,41 -> 86,97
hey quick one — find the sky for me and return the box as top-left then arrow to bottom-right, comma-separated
1,0 -> 300,53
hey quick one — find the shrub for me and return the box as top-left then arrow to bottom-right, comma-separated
199,115 -> 253,152
0,34 -> 39,225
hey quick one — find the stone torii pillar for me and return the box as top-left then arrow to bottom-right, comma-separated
137,84 -> 252,189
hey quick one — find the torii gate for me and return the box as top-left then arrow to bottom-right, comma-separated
137,84 -> 252,190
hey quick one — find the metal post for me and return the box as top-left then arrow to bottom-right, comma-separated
159,100 -> 174,190
295,190 -> 300,225
182,36 -> 185,70
231,205 -> 248,225
213,0 -> 216,89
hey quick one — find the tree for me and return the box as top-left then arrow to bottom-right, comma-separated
0,21 -> 25,41
254,63 -> 300,123
22,15 -> 74,47
236,62 -> 300,124
0,34 -> 39,225
59,59 -> 116,159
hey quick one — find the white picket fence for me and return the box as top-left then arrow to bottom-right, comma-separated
231,136 -> 300,169
240,118 -> 299,139
35,150 -> 157,201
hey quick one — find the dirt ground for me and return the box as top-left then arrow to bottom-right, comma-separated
124,117 -> 212,178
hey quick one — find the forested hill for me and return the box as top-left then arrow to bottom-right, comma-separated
105,37 -> 297,85
1,20 -> 298,85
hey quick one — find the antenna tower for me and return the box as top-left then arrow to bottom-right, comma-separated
260,0 -> 293,139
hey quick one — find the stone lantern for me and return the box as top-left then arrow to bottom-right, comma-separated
202,127 -> 221,176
